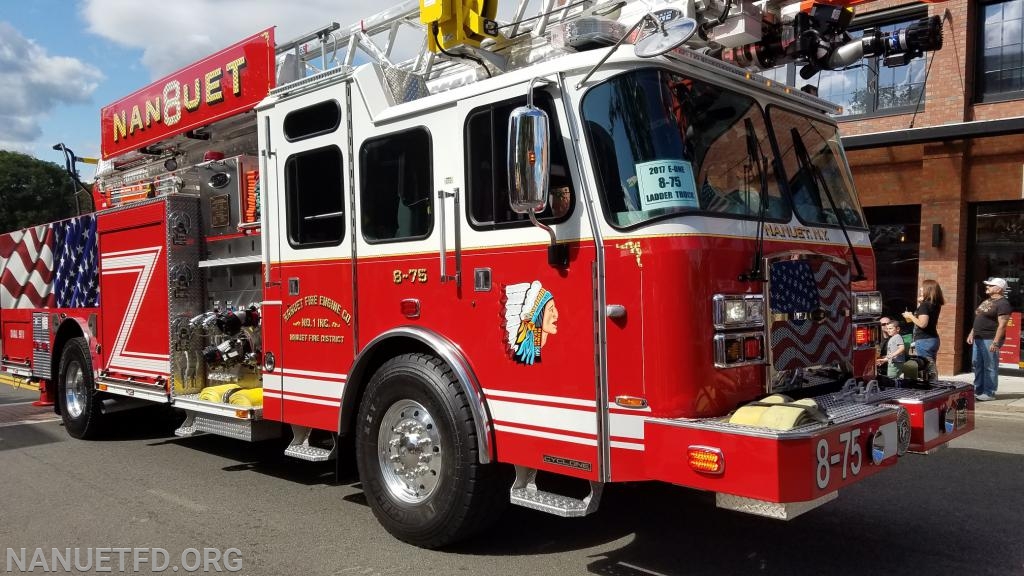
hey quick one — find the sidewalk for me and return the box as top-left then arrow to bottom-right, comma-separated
944,372 -> 1024,415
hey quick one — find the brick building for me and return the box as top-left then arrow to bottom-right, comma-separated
770,0 -> 1024,376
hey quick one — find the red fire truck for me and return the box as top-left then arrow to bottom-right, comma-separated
0,0 -> 969,548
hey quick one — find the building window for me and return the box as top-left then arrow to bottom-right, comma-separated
359,128 -> 434,243
979,0 -> 1024,101
865,205 -> 921,323
764,12 -> 928,118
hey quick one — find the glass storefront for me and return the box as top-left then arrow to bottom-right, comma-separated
966,200 -> 1024,372
866,205 -> 922,327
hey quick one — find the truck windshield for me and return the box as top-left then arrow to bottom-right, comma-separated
769,106 -> 866,229
581,68 -> 788,228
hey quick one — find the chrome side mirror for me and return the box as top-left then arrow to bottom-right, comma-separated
507,102 -> 550,215
506,78 -> 567,268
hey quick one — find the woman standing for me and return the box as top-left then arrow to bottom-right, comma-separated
902,278 -> 945,380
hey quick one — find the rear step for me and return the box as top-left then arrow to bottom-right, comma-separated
174,411 -> 282,441
509,466 -> 602,517
284,425 -> 336,461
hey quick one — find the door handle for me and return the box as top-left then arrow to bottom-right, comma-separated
437,188 -> 462,288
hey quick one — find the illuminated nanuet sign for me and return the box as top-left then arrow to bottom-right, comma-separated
100,28 -> 275,160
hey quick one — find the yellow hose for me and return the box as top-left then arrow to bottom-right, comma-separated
757,398 -> 822,430
198,383 -> 241,403
727,394 -> 792,425
227,388 -> 263,407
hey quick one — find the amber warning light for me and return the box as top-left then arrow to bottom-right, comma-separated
687,446 -> 725,475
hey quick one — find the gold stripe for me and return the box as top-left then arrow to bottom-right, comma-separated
269,230 -> 870,266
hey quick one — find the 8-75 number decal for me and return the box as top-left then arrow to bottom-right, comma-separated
815,429 -> 862,489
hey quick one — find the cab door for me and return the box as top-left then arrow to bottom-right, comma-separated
260,87 -> 354,430
453,86 -> 602,480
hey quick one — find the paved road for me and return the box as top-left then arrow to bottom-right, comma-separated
2,385 -> 1022,576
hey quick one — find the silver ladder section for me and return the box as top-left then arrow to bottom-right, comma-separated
269,0 -> 617,102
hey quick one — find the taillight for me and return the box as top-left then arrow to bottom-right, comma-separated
712,294 -> 767,369
714,332 -> 765,367
855,325 -> 871,346
744,336 -> 761,360
854,323 -> 881,350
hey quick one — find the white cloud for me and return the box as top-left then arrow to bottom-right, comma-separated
0,21 -> 103,153
80,0 -> 408,80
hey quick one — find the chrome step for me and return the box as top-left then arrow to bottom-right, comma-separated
174,413 -> 200,437
283,425 -> 336,462
508,466 -> 602,518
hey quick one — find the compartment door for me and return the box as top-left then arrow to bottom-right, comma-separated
98,202 -> 171,384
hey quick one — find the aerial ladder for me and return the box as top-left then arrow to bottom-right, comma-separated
270,0 -> 944,108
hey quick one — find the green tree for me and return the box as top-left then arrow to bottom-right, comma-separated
0,151 -> 85,234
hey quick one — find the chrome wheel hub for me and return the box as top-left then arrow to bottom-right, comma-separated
378,399 -> 442,503
64,361 -> 86,419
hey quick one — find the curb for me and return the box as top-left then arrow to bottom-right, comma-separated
973,402 -> 1024,414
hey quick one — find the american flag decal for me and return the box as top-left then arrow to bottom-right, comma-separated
0,215 -> 100,309
768,257 -> 850,371
53,215 -> 100,307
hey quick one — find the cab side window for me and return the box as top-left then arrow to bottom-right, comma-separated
360,128 -> 433,242
284,145 -> 345,247
465,93 -> 575,229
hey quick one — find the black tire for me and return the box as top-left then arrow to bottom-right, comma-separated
355,353 -> 505,548
57,337 -> 103,439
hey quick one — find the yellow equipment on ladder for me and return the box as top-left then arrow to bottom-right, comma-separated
420,0 -> 498,52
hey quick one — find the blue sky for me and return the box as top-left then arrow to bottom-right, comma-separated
0,0 -> 544,171
0,1 -> 130,163
0,0 -> 394,168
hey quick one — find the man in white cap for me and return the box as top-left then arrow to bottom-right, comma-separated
966,278 -> 1012,401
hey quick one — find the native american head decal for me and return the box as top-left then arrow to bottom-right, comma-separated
504,281 -> 559,365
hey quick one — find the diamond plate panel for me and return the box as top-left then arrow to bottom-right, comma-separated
165,195 -> 205,396
716,491 -> 837,520
177,411 -> 281,442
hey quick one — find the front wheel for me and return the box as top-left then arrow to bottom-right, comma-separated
355,353 -> 505,548
58,337 -> 103,439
